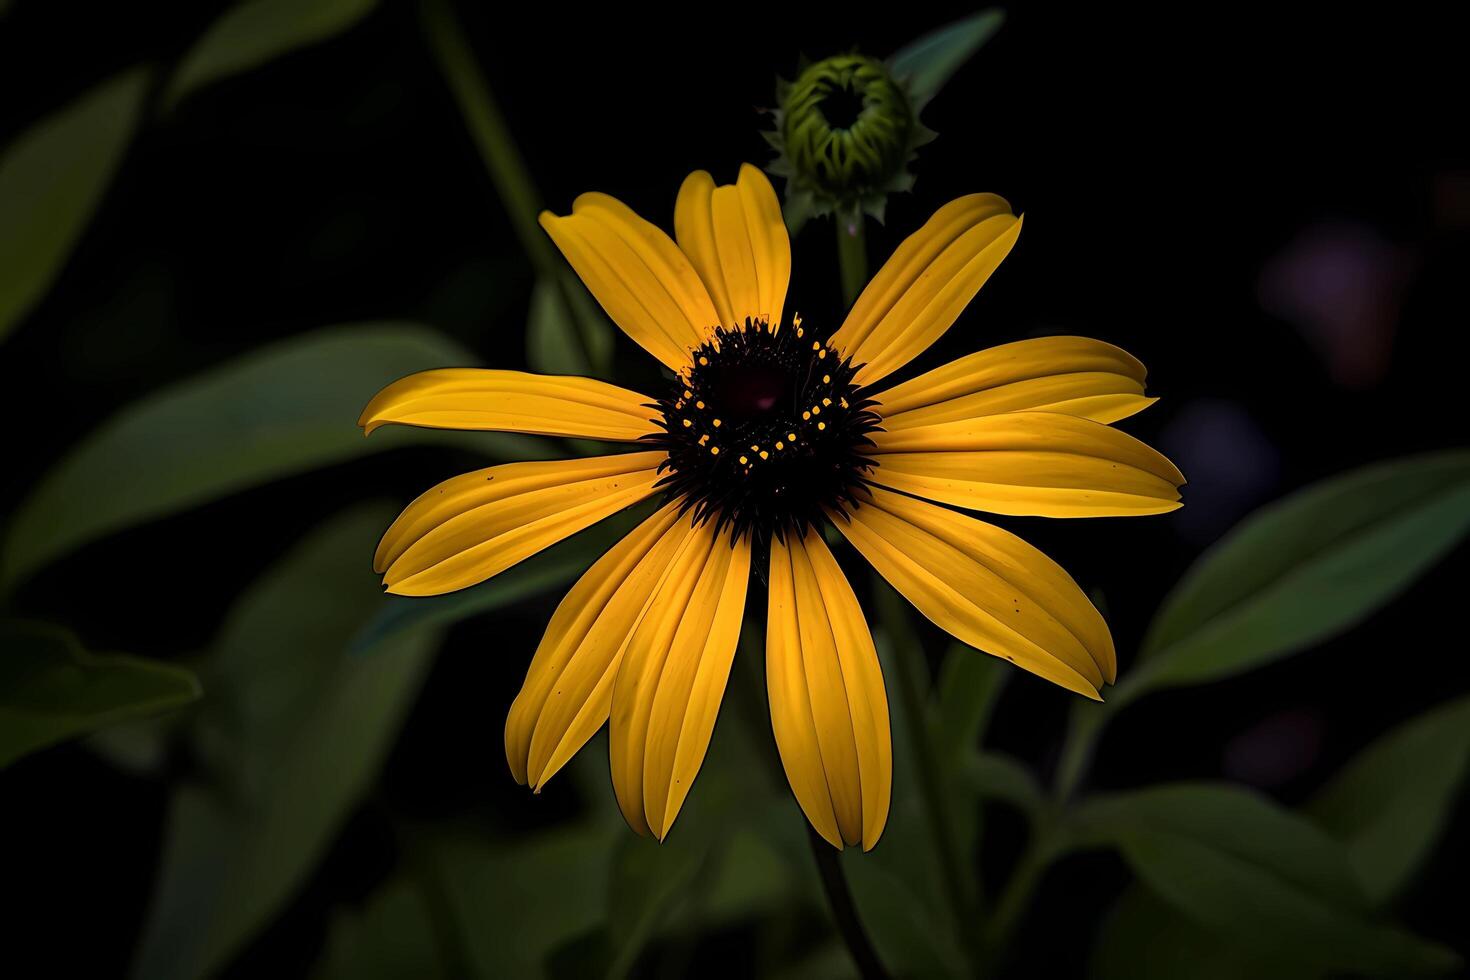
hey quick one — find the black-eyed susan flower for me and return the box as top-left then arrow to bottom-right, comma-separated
359,165 -> 1183,850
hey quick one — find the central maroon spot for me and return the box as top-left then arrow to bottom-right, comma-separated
713,362 -> 792,422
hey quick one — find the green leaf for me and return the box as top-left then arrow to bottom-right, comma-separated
959,750 -> 1041,814
526,274 -> 615,379
886,10 -> 1005,111
436,825 -> 621,980
0,620 -> 198,768
847,623 -> 969,977
2,323 -> 546,591
351,505 -> 647,655
603,834 -> 709,978
839,852 -> 967,977
315,878 -> 446,980
935,641 -> 1006,758
1123,451 -> 1470,700
1308,695 -> 1470,905
1090,885 -> 1306,980
1073,782 -> 1459,975
0,69 -> 149,343
166,0 -> 379,108
132,504 -> 439,980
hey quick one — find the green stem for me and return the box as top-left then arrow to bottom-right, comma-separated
835,213 -> 868,308
807,825 -> 892,980
1053,700 -> 1111,802
979,824 -> 1055,967
419,0 -> 599,372
742,612 -> 889,979
421,0 -> 554,273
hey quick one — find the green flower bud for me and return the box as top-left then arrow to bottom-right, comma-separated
766,53 -> 932,227
783,55 -> 911,198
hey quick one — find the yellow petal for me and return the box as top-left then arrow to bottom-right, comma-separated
609,519 -> 750,839
674,165 -> 790,329
875,336 -> 1156,428
540,193 -> 719,370
830,194 -> 1022,385
505,503 -> 691,789
830,486 -> 1115,693
767,528 -> 891,850
378,451 -> 665,596
869,412 -> 1185,518
359,369 -> 658,441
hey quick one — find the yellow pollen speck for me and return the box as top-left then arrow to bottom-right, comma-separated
682,418 -> 692,427
699,356 -> 709,365
812,405 -> 821,415
796,327 -> 804,338
812,341 -> 820,350
822,374 -> 831,384
822,397 -> 832,406
696,400 -> 704,409
802,411 -> 810,420
713,418 -> 722,427
818,421 -> 826,430
739,455 -> 748,464
684,389 -> 692,398
788,432 -> 797,441
775,441 -> 784,450
710,446 -> 719,455
818,349 -> 827,359
751,444 -> 759,451
760,450 -> 769,460
840,398 -> 849,408
699,434 -> 709,445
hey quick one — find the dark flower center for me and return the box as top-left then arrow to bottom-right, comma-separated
646,317 -> 880,544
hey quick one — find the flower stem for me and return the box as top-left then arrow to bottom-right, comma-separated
806,824 -> 891,980
420,0 -> 555,274
419,0 -> 600,372
1053,700 -> 1111,801
979,825 -> 1055,968
835,214 -> 868,308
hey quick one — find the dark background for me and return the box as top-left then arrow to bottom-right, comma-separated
3,2 -> 1467,975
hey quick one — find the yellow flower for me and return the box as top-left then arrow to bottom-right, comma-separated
360,165 -> 1183,850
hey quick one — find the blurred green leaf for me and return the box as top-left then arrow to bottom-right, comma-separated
1072,782 -> 1459,975
352,504 -> 648,655
847,625 -> 969,977
526,274 -> 615,379
604,834 -> 710,978
2,323 -> 547,591
167,0 -> 378,107
436,825 -> 621,979
1090,885 -> 1305,980
0,620 -> 198,768
695,820 -> 811,928
133,504 -> 439,980
959,750 -> 1041,814
315,878 -> 447,980
1308,695 -> 1470,905
935,641 -> 1006,758
0,69 -> 148,343
1122,451 -> 1470,700
840,851 -> 967,977
887,10 -> 1004,111
84,712 -> 184,776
